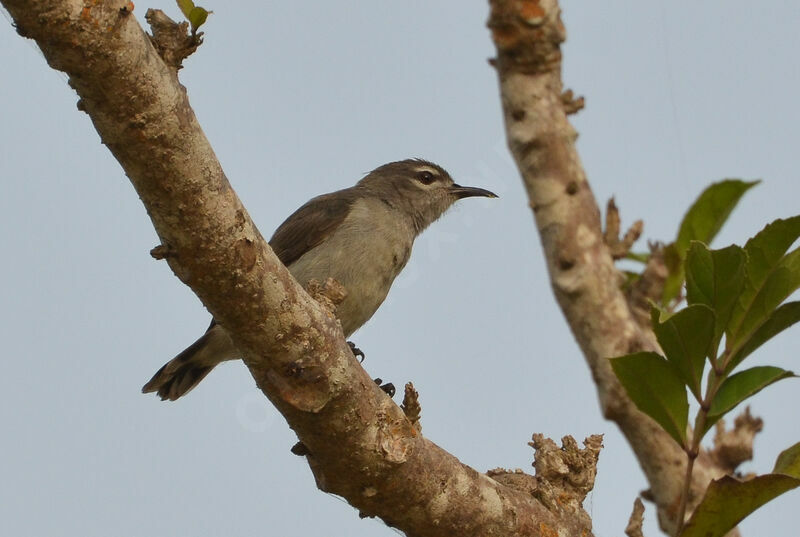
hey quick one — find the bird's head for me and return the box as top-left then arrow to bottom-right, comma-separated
357,159 -> 497,233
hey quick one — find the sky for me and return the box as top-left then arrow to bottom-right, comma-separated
1,2 -> 799,536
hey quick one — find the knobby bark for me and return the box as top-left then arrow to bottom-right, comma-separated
3,0 -> 602,535
487,0 -> 753,534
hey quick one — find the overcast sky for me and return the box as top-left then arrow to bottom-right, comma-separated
1,2 -> 798,536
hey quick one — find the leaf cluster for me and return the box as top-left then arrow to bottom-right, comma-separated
610,181 -> 800,537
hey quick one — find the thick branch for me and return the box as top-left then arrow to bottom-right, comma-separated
3,1 -> 594,535
487,0 -> 736,533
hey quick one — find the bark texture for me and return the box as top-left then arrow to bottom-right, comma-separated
486,0 -> 751,534
3,1 -> 600,535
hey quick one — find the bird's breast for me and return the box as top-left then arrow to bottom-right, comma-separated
287,199 -> 415,336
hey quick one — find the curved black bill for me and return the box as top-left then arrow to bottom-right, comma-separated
450,184 -> 498,199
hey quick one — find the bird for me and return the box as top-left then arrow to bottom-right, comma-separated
142,158 -> 497,400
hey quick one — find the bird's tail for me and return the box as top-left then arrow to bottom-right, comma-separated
142,323 -> 238,401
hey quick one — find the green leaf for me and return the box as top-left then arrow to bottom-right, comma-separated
662,243 -> 684,305
679,473 -> 800,537
610,352 -> 689,446
675,180 -> 759,256
731,248 -> 800,352
685,242 -> 746,345
705,366 -> 795,432
188,6 -> 210,31
728,301 -> 800,372
774,442 -> 800,477
728,216 -> 800,345
662,180 -> 758,304
741,216 -> 800,289
650,304 -> 715,399
176,0 -> 195,19
175,0 -> 211,33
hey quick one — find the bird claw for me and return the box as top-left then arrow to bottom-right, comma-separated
373,377 -> 395,398
348,341 -> 365,362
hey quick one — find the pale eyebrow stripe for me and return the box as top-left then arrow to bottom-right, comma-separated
413,166 -> 439,175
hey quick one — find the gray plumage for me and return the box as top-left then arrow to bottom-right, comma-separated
142,159 -> 496,400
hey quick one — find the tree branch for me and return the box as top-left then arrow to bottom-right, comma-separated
487,0 -> 739,533
3,0 -> 597,535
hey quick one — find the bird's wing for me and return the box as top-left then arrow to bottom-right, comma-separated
205,189 -> 358,334
269,188 -> 358,267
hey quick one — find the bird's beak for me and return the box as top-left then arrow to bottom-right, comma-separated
450,184 -> 498,199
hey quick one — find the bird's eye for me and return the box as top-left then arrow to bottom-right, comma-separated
417,171 -> 436,185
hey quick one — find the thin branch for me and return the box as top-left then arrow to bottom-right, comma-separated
675,453 -> 697,536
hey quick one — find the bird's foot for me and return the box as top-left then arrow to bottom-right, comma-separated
373,378 -> 395,398
348,341 -> 365,362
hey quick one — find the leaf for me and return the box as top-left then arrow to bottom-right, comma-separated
650,304 -> 715,399
188,6 -> 210,31
610,352 -> 689,446
679,473 -> 800,537
674,180 -> 759,257
176,0 -> 194,19
705,366 -> 795,433
730,248 -> 800,352
662,243 -> 684,305
728,216 -> 800,345
740,216 -> 800,289
175,0 -> 211,33
685,242 -> 746,345
662,180 -> 759,304
774,442 -> 800,477
728,301 -> 800,372
681,443 -> 800,537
